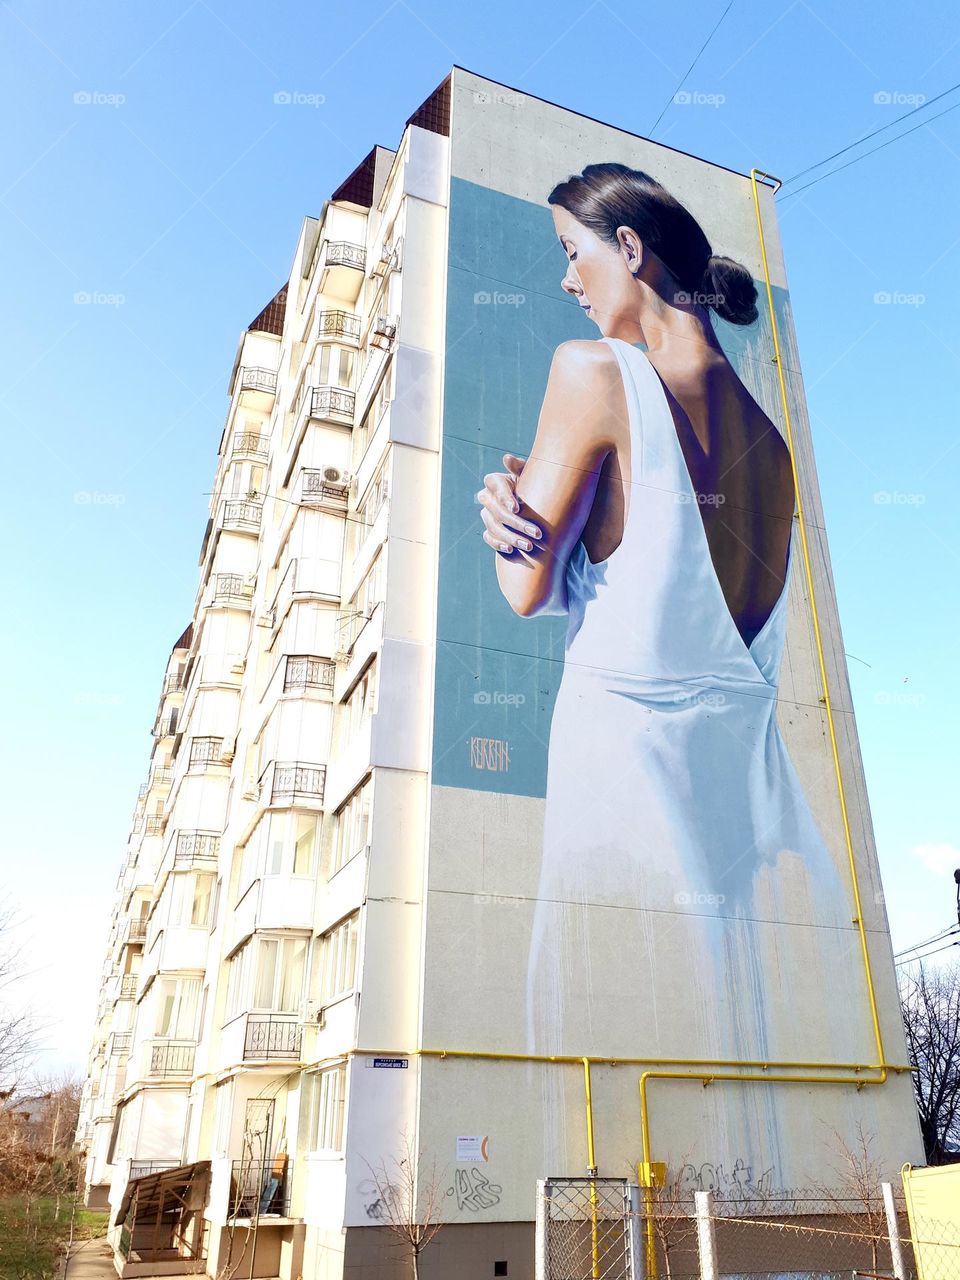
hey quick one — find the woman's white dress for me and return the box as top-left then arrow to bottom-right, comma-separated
525,336 -> 861,1177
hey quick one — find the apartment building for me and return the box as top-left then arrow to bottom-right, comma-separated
77,67 -> 923,1280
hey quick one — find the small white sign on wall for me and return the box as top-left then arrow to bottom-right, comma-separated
456,1134 -> 489,1162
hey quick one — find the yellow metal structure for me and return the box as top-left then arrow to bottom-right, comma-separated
901,1162 -> 960,1280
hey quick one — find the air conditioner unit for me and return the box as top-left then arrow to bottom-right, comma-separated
241,781 -> 260,802
219,737 -> 236,764
371,316 -> 397,350
255,609 -> 275,629
241,573 -> 257,593
333,648 -> 352,666
319,464 -> 351,491
230,659 -> 246,675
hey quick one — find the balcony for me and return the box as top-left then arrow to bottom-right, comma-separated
212,572 -> 253,607
119,975 -> 138,999
220,498 -> 263,535
242,1015 -> 302,1062
173,830 -> 221,867
283,655 -> 335,693
149,767 -> 173,787
229,1158 -> 292,1219
147,1040 -> 195,1078
318,309 -> 361,342
188,737 -> 226,770
300,467 -> 350,511
127,919 -> 148,942
162,671 -> 186,695
144,816 -> 164,837
153,713 -> 178,739
295,384 -> 355,431
129,1159 -> 179,1181
231,431 -> 269,460
259,760 -> 326,807
235,366 -> 278,397
110,1033 -> 131,1057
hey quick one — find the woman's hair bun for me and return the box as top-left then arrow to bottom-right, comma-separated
701,254 -> 758,326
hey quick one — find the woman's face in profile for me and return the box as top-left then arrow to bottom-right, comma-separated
551,204 -> 636,336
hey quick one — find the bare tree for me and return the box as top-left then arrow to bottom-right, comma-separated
648,1172 -> 697,1280
900,960 -> 960,1163
364,1135 -> 445,1280
0,904 -> 40,1091
818,1124 -> 889,1274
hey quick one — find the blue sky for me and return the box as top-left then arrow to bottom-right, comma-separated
3,0 -> 959,1073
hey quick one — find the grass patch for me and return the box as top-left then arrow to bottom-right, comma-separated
0,1197 -> 109,1279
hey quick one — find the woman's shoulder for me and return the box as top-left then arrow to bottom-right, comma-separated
548,339 -> 621,392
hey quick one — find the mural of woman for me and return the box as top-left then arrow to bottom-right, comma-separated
476,164 -> 857,1173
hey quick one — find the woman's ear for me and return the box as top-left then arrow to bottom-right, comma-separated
616,226 -> 644,275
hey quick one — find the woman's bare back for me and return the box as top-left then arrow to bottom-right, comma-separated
581,345 -> 795,648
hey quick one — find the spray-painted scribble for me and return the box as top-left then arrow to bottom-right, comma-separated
446,1167 -> 503,1211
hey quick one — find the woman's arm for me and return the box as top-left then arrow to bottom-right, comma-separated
487,340 -> 623,618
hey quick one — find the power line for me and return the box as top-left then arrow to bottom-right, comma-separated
894,923 -> 960,959
781,80 -> 960,187
778,99 -> 960,203
896,937 -> 960,967
649,0 -> 736,136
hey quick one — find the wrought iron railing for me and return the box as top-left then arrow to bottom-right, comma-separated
189,737 -> 223,767
325,241 -> 366,271
266,762 -> 326,804
229,1158 -> 292,1218
145,816 -> 164,836
236,367 -> 278,395
221,499 -> 263,531
298,385 -> 355,424
148,1040 -> 195,1077
243,1016 -> 302,1061
127,919 -> 147,940
111,1033 -> 131,1055
318,309 -> 361,340
154,714 -> 178,738
120,976 -> 138,999
213,572 -> 252,604
162,671 -> 186,694
150,767 -> 173,786
129,1159 -> 178,1180
301,469 -> 350,505
174,830 -> 221,865
283,655 -> 335,692
232,432 -> 269,459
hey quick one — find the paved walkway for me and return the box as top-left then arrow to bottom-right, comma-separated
62,1237 -> 116,1280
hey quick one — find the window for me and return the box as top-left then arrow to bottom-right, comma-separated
189,737 -> 223,767
155,978 -> 200,1039
317,344 -> 355,389
333,779 -> 371,874
338,554 -> 384,652
230,935 -> 308,1015
318,913 -> 359,1004
342,661 -> 376,747
352,369 -> 392,467
293,816 -> 318,876
309,1064 -> 346,1152
356,459 -> 389,531
168,872 -> 215,928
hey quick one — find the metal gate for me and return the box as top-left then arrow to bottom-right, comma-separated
536,1177 -> 641,1280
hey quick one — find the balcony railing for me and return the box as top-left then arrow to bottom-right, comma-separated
325,241 -> 365,271
127,919 -> 148,941
221,499 -> 263,533
154,714 -> 178,739
111,1033 -> 131,1056
145,816 -> 164,836
301,468 -> 350,507
264,761 -> 326,806
243,1016 -> 302,1061
213,572 -> 253,605
188,737 -> 224,768
229,1159 -> 292,1219
174,830 -> 221,866
232,432 -> 269,459
318,309 -> 361,341
150,767 -> 173,787
130,1160 -> 179,1181
148,1040 -> 195,1077
236,367 -> 278,396
283,655 -> 335,692
297,385 -> 355,426
162,671 -> 186,695
120,976 -> 138,999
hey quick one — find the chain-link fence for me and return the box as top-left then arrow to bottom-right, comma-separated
536,1178 -> 960,1280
